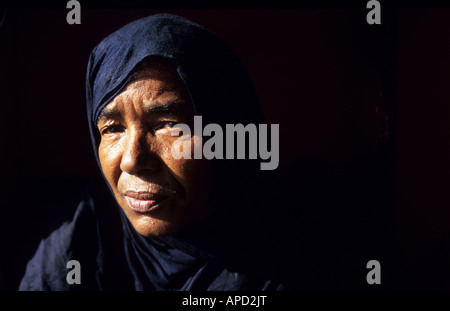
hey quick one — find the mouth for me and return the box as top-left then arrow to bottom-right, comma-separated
124,191 -> 169,213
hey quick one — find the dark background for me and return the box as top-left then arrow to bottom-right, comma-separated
395,9 -> 450,289
2,6 -> 440,291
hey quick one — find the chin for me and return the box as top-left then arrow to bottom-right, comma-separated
132,214 -> 183,237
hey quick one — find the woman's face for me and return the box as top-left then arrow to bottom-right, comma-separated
97,62 -> 214,237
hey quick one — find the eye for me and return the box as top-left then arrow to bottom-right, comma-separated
154,121 -> 184,136
101,124 -> 125,135
155,121 -> 177,131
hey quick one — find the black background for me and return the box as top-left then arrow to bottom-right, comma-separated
0,2 -> 448,291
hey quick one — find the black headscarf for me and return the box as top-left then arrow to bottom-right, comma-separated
19,13 -> 282,291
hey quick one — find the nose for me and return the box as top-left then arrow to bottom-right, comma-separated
120,128 -> 160,176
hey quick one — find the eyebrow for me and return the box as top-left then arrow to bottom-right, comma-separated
96,99 -> 189,125
145,98 -> 188,115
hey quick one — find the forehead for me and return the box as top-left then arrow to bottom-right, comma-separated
97,77 -> 191,124
131,58 -> 180,82
117,78 -> 180,102
98,62 -> 191,119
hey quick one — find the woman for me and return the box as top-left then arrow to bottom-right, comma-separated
19,13 -> 283,291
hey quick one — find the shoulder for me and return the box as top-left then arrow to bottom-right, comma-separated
18,196 -> 99,291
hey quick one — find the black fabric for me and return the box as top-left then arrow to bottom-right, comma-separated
19,13 -> 283,291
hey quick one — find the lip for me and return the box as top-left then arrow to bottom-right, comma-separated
124,191 -> 168,213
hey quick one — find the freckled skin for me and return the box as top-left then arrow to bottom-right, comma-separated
97,62 -> 214,237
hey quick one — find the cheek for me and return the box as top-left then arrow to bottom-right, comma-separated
98,141 -> 123,187
159,135 -> 212,200
159,134 -> 197,179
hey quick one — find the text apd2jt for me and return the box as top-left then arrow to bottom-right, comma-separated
226,295 -> 267,308
171,116 -> 279,171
